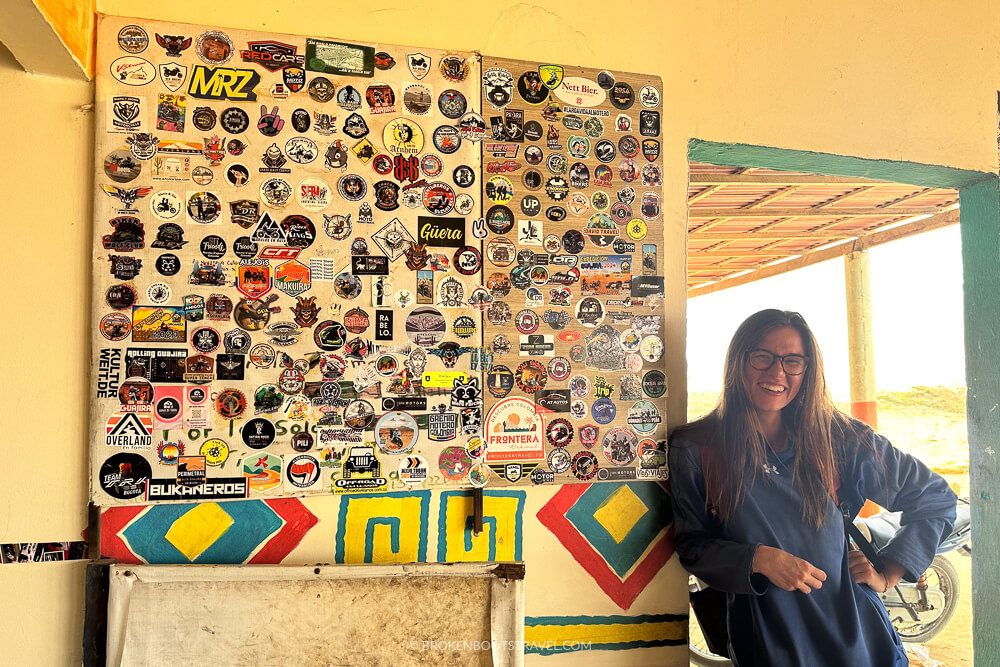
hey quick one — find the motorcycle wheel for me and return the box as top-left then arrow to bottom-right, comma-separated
891,555 -> 960,643
689,606 -> 732,666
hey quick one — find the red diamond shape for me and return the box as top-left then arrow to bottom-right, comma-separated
536,483 -> 674,610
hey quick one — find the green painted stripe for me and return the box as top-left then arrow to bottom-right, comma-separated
688,139 -> 990,189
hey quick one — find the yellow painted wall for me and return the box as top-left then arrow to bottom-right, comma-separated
3,0 -> 1000,663
34,0 -> 97,76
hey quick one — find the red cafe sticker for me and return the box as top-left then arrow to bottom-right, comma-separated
557,330 -> 582,343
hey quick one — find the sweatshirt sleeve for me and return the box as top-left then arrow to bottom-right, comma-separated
668,437 -> 768,595
843,430 -> 957,582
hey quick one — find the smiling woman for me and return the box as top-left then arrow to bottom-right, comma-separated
669,308 -> 957,666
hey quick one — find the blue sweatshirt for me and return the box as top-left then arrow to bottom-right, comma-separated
669,426 -> 956,666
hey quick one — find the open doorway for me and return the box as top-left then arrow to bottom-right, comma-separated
681,140 -> 990,666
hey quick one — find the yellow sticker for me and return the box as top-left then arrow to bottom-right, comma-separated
422,371 -> 467,388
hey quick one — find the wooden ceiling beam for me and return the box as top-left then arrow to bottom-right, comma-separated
690,174 -> 901,185
741,185 -> 807,209
687,184 -> 727,204
689,206 -> 940,218
687,208 -> 959,298
690,229 -> 856,239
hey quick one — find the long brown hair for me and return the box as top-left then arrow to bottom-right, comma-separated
678,309 -> 870,529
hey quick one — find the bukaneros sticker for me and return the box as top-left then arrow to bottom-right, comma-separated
100,453 -> 151,499
146,476 -> 248,501
105,411 -> 153,449
484,397 -> 545,462
237,259 -> 272,299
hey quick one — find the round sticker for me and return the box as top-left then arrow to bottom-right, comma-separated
438,89 -> 467,119
106,284 -> 137,310
432,125 -> 462,154
344,400 -> 376,430
548,448 -> 572,474
486,205 -> 515,234
487,365 -> 515,398
374,412 -> 418,454
314,320 -> 347,351
100,313 -> 132,341
515,309 -> 540,334
546,418 -> 574,448
569,375 -> 591,398
399,455 -> 430,485
562,229 -> 585,254
487,237 -> 516,266
466,435 -> 487,459
571,451 -> 599,481
602,427 -> 638,466
547,357 -> 571,381
382,118 -> 425,156
214,389 -> 247,419
287,455 -> 321,488
641,336 -> 664,362
405,307 -> 446,347
515,360 -> 547,393
99,453 -> 151,499
454,246 -> 482,275
627,400 -> 662,434
642,370 -> 667,398
569,399 -> 587,421
592,397 -> 617,425
242,418 -> 276,449
439,446 -> 473,482
486,176 -> 513,204
200,438 -> 230,466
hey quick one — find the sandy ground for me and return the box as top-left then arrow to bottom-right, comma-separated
879,410 -> 972,667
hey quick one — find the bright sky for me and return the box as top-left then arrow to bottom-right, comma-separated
686,225 -> 966,401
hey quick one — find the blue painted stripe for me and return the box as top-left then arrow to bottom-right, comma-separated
364,517 -> 401,562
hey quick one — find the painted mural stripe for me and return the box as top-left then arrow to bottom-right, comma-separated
523,613 -> 687,655
248,498 -> 318,564
536,483 -> 675,610
100,505 -> 147,564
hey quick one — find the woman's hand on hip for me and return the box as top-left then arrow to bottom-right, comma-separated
752,545 -> 827,594
848,548 -> 905,592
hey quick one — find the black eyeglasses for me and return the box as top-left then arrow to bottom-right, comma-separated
748,349 -> 809,376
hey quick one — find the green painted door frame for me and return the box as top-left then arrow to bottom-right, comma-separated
688,139 -> 999,664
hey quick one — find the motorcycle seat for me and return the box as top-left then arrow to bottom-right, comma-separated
857,501 -> 970,552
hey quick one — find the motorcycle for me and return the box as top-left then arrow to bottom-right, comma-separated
688,498 -> 972,666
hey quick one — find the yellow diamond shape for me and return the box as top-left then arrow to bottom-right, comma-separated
164,503 -> 234,561
593,486 -> 649,544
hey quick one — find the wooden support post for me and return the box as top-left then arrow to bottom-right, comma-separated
845,250 -> 878,429
472,487 -> 484,536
